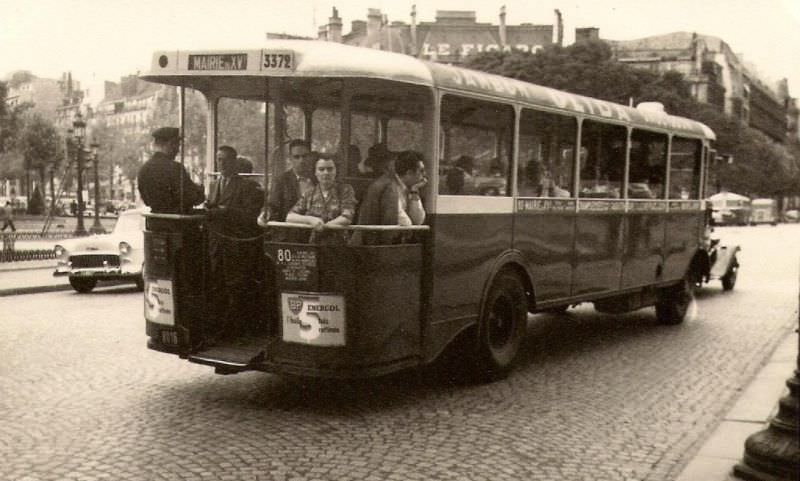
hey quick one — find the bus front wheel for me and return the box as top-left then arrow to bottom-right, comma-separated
655,278 -> 693,325
475,272 -> 527,382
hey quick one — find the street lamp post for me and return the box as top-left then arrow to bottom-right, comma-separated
72,113 -> 87,236
89,142 -> 106,234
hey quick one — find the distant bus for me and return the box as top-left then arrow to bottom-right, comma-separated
708,192 -> 751,226
141,40 -> 717,381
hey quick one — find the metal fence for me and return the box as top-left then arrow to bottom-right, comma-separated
0,249 -> 57,262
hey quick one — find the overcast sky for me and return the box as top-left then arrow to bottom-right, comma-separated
1,0 -> 799,104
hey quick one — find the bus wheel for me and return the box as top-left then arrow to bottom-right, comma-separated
475,272 -> 527,382
69,276 -> 97,293
655,278 -> 693,325
721,265 -> 738,291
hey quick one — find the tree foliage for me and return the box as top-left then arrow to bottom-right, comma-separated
464,41 -> 800,199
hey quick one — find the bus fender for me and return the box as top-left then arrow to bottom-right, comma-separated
479,250 -> 535,313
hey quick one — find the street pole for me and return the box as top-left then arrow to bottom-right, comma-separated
733,270 -> 800,481
89,142 -> 105,234
72,113 -> 87,236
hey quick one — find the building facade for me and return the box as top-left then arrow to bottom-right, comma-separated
607,31 -> 795,143
313,6 -> 557,64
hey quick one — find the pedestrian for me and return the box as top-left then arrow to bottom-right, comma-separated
206,146 -> 264,341
137,127 -> 205,214
0,201 -> 16,232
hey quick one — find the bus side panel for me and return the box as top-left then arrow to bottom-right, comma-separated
572,213 -> 624,296
427,213 -> 514,359
663,212 -> 702,281
513,211 -> 574,302
266,243 -> 423,373
621,213 -> 666,289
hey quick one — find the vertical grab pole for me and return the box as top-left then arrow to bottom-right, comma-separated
263,79 -> 270,214
272,79 -> 286,187
178,86 -> 185,213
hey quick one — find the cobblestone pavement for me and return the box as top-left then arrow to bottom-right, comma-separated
0,225 -> 797,481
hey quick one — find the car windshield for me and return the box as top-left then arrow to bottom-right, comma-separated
113,213 -> 143,235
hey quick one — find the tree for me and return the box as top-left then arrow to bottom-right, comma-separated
17,113 -> 62,210
0,81 -> 32,182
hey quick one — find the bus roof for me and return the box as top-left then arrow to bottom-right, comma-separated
141,39 -> 715,140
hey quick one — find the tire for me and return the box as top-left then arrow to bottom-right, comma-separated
474,272 -> 528,382
69,276 -> 97,293
721,265 -> 738,291
655,277 -> 693,325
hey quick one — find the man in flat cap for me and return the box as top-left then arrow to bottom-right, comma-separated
137,127 -> 205,214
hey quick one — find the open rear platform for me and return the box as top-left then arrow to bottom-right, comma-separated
188,336 -> 267,373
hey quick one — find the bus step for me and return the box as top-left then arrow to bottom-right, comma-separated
188,336 -> 266,372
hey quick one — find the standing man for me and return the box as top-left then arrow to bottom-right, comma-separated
356,150 -> 426,244
206,145 -> 264,340
137,127 -> 205,214
0,201 -> 15,232
264,139 -> 313,223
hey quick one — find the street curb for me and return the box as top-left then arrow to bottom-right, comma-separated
0,283 -> 73,297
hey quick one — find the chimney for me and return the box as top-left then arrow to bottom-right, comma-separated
410,4 -> 418,56
499,6 -> 507,47
328,7 -> 342,43
575,27 -> 600,43
554,9 -> 564,46
367,8 -> 382,38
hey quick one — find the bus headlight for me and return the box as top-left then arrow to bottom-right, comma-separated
119,242 -> 132,255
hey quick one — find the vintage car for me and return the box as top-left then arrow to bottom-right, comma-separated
54,208 -> 146,293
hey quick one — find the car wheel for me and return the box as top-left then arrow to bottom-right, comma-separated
655,277 -> 693,325
473,272 -> 528,382
69,276 -> 97,293
721,265 -> 738,291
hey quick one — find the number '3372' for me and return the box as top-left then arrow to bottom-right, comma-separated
264,54 -> 291,69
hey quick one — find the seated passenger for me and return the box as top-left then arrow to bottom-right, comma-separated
358,143 -> 392,178
286,156 -> 357,243
446,155 -> 474,194
355,150 -> 426,245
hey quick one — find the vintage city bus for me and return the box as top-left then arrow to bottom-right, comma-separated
140,40 -> 717,381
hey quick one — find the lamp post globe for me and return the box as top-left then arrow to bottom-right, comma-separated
72,112 -> 87,236
89,141 -> 106,234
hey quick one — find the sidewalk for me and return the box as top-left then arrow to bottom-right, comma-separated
676,326 -> 797,481
0,258 -> 70,296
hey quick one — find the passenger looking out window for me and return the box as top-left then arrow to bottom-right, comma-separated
628,130 -> 667,199
578,121 -> 626,198
518,109 -> 576,197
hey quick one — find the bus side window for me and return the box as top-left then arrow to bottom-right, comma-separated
669,137 -> 702,199
578,121 -> 626,199
629,129 -> 667,199
518,109 -> 576,197
439,95 -> 514,196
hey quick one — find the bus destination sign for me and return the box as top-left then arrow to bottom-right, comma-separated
188,53 -> 248,71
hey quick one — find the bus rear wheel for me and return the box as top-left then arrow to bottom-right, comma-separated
655,277 -> 693,325
69,276 -> 97,293
474,272 -> 527,382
